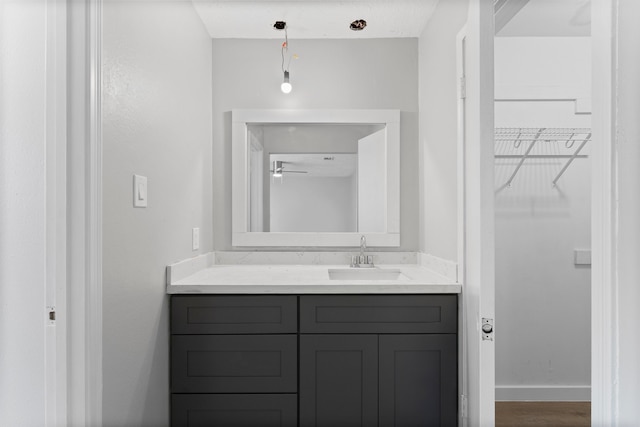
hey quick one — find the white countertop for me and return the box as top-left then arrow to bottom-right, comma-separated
167,263 -> 461,294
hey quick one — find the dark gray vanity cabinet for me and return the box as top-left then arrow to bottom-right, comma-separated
171,294 -> 457,427
171,295 -> 298,427
299,295 -> 457,427
299,334 -> 380,426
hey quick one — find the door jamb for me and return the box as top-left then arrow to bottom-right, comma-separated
456,25 -> 469,427
591,0 -> 616,424
66,0 -> 103,424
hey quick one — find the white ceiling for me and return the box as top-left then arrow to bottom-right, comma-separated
191,0 -> 440,39
497,0 -> 591,37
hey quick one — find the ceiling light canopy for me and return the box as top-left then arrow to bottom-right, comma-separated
350,19 -> 367,31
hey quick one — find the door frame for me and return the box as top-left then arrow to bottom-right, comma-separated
459,1 -> 496,425
590,0 -> 616,424
456,24 -> 469,427
65,0 -> 104,424
462,0 -> 620,425
465,0 -> 616,425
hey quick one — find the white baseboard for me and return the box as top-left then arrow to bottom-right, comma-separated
496,385 -> 591,401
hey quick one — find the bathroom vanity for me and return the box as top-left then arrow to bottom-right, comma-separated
167,256 -> 461,427
171,294 -> 457,427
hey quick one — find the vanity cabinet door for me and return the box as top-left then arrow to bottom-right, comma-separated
299,334 -> 378,427
171,394 -> 297,427
378,334 -> 457,427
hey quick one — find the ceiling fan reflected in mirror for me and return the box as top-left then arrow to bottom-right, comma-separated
270,160 -> 308,178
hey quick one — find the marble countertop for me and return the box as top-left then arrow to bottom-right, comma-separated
167,255 -> 461,294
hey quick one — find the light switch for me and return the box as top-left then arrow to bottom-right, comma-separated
192,227 -> 200,251
133,174 -> 148,208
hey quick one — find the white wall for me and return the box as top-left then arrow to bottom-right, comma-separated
615,0 -> 640,421
494,37 -> 591,401
270,176 -> 356,232
212,38 -> 419,250
418,0 -> 469,262
102,2 -> 212,426
0,1 -> 48,424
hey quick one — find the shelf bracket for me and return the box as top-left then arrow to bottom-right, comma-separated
504,128 -> 543,187
552,133 -> 591,186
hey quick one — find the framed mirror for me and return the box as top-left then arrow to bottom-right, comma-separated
232,109 -> 400,247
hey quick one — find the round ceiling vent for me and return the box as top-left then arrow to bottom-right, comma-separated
350,19 -> 367,31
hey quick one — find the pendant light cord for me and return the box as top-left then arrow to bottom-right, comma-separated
281,26 -> 291,73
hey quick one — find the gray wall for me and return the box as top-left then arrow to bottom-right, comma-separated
212,38 -> 419,251
102,2 -> 213,425
418,0 -> 469,262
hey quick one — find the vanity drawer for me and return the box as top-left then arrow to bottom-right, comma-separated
171,394 -> 297,427
171,335 -> 297,393
171,295 -> 297,334
300,295 -> 457,334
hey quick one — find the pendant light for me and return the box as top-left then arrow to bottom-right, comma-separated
275,21 -> 292,94
281,71 -> 292,94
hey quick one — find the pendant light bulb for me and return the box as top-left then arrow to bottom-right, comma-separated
281,70 -> 292,94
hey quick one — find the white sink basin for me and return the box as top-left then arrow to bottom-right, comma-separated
327,268 -> 405,281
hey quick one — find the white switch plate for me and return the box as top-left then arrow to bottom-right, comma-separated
133,174 -> 148,208
192,227 -> 200,251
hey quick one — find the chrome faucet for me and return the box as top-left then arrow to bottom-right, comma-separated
351,235 -> 374,268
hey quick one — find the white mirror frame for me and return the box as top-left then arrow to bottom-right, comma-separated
232,109 -> 400,247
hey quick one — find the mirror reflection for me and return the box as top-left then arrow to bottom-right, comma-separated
247,123 -> 387,233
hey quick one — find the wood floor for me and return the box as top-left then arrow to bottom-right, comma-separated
496,402 -> 591,427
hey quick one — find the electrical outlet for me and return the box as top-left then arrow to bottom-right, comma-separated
192,228 -> 200,251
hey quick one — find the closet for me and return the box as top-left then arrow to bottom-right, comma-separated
494,37 -> 592,403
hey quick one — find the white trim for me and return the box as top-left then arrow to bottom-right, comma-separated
45,0 -> 68,424
66,0 -> 103,424
87,0 -> 103,423
591,0 -> 616,424
455,25 -> 468,427
232,108 -> 400,124
231,109 -> 401,248
232,232 -> 400,247
495,385 -> 591,402
463,1 -> 496,425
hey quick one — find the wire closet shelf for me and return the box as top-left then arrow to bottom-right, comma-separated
495,127 -> 591,188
